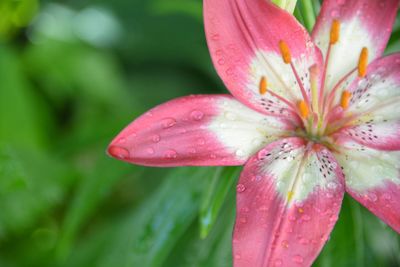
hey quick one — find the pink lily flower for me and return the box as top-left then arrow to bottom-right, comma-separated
108,0 -> 400,266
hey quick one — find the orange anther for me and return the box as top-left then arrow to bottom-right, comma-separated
259,76 -> 267,95
279,40 -> 292,64
340,90 -> 352,109
358,47 -> 369,77
298,100 -> 309,119
330,19 -> 340,45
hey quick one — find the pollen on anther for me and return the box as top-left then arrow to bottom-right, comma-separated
330,19 -> 340,45
340,90 -> 352,109
297,100 -> 309,118
279,40 -> 291,64
358,47 -> 369,77
259,76 -> 267,95
287,191 -> 294,201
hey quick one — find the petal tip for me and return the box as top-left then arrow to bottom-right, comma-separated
107,144 -> 130,160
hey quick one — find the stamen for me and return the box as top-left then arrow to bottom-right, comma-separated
358,47 -> 369,77
259,76 -> 267,95
298,100 -> 309,118
330,19 -> 340,45
340,90 -> 352,109
279,40 -> 291,64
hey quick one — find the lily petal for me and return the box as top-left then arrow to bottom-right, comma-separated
233,138 -> 344,267
312,0 -> 399,94
340,54 -> 400,150
335,139 -> 400,233
108,95 -> 291,167
204,0 -> 322,117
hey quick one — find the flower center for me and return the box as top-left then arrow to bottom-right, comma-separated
258,19 -> 370,145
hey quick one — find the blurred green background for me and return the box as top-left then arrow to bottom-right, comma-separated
1,0 -> 400,266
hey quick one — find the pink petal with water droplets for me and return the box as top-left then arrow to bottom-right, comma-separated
312,0 -> 399,95
334,139 -> 400,233
204,0 -> 322,119
108,95 -> 292,167
338,54 -> 400,150
233,138 -> 344,267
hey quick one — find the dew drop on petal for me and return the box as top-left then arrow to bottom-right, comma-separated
274,259 -> 283,266
368,192 -> 378,202
152,134 -> 161,143
293,255 -> 304,264
330,9 -> 340,17
161,118 -> 177,128
224,111 -> 237,121
164,149 -> 178,159
108,146 -> 130,159
281,240 -> 289,248
146,147 -> 155,155
197,138 -> 206,145
235,149 -> 245,157
190,110 -> 204,121
236,183 -> 246,193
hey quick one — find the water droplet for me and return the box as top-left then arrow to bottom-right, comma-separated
164,149 -> 178,159
299,238 -> 309,245
118,138 -> 127,144
368,192 -> 378,202
226,67 -> 234,76
224,111 -> 237,120
236,149 -> 245,157
302,214 -> 311,221
330,9 -> 340,17
239,217 -> 247,224
146,147 -> 155,154
211,34 -> 220,41
258,205 -> 268,211
108,146 -> 130,159
161,118 -> 177,128
197,138 -> 206,145
274,259 -> 283,266
236,184 -> 246,193
190,110 -> 204,121
327,182 -> 337,189
240,207 -> 250,213
234,254 -> 241,260
152,134 -> 161,143
293,255 -> 304,264
281,240 -> 289,248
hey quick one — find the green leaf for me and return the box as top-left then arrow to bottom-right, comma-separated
95,167 -> 214,267
297,0 -> 316,32
0,145 -> 74,238
199,166 -> 240,238
55,154 -> 135,261
163,192 -> 235,267
0,46 -> 47,149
